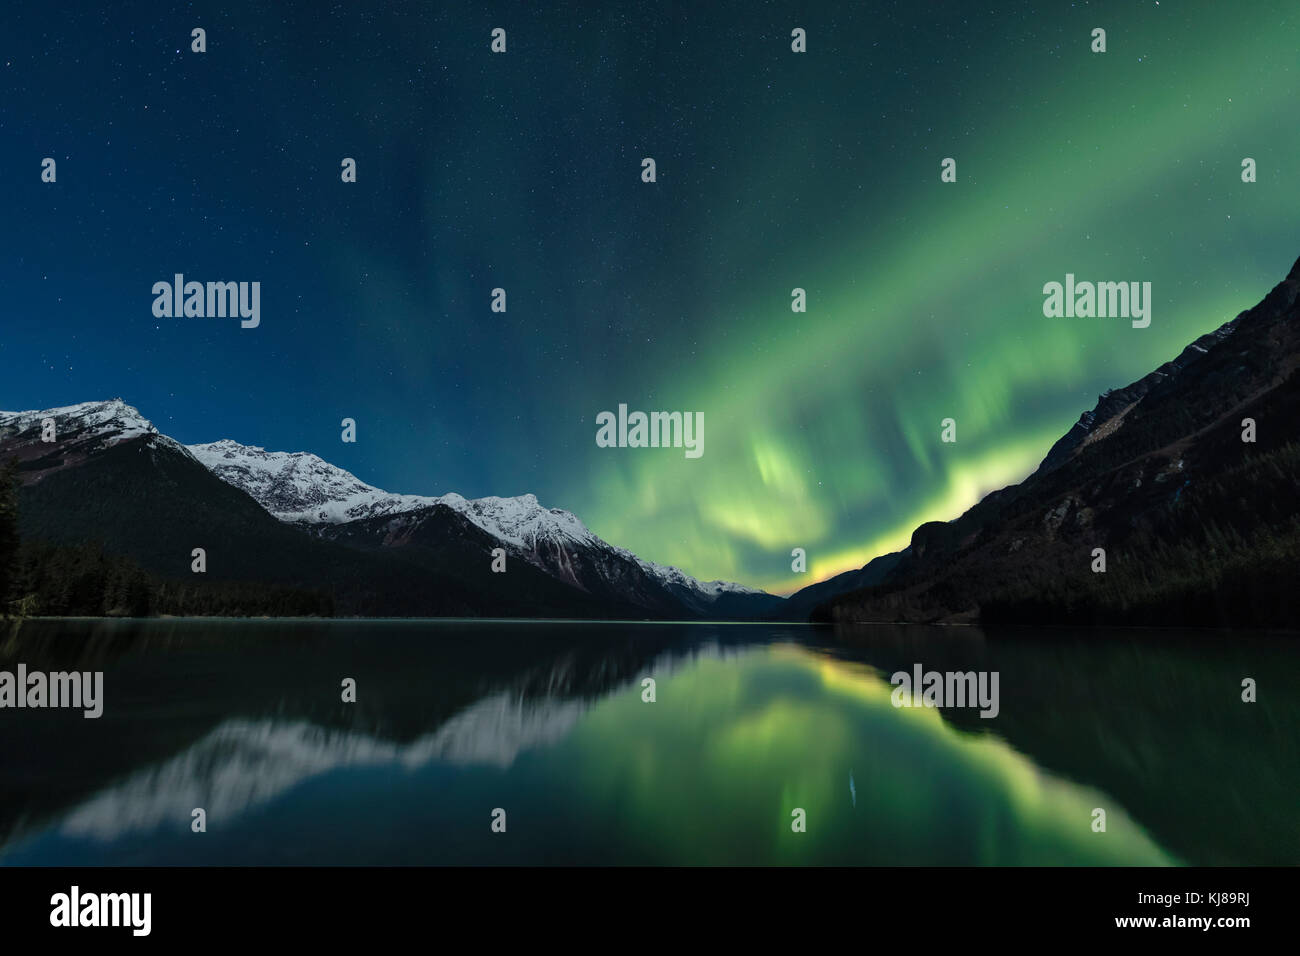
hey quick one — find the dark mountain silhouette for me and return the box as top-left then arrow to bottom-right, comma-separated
770,550 -> 903,622
809,253 -> 1300,628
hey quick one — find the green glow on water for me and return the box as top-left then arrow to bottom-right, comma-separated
553,644 -> 1174,865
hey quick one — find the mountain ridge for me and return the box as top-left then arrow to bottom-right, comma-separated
184,435 -> 766,606
0,399 -> 777,619
804,252 -> 1300,627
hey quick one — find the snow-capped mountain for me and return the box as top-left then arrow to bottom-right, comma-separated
186,440 -> 445,524
0,398 -> 190,477
186,437 -> 774,615
0,397 -> 777,618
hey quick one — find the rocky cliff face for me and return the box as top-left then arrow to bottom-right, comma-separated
814,254 -> 1300,628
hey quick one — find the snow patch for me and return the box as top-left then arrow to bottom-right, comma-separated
184,436 -> 767,604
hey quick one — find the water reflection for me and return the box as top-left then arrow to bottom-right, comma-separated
0,619 -> 1294,865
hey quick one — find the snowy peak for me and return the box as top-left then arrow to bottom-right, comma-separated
186,440 -> 442,524
633,557 -> 767,597
0,398 -> 187,459
1,398 -> 154,441
440,492 -> 600,550
185,439 -> 602,550
184,436 -> 772,608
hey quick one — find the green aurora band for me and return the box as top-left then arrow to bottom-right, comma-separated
576,2 -> 1300,593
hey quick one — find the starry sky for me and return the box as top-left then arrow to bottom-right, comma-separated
2,0 -> 1298,594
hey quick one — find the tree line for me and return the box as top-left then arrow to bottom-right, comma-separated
0,458 -> 332,619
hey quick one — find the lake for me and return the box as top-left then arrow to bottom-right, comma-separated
0,618 -> 1295,865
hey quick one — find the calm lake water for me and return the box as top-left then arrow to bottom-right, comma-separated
0,619 -> 1295,866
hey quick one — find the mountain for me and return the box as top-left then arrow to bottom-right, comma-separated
0,399 -> 190,471
0,399 -> 600,617
0,400 -> 778,619
186,439 -> 444,524
185,438 -> 781,619
0,618 -> 761,853
773,550 -> 904,622
811,253 -> 1300,628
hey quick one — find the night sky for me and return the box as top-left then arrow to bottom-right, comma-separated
3,1 -> 1297,593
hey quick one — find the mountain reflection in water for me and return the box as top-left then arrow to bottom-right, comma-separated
0,619 -> 1294,866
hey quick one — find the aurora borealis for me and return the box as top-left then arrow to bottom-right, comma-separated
3,1 -> 1298,593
